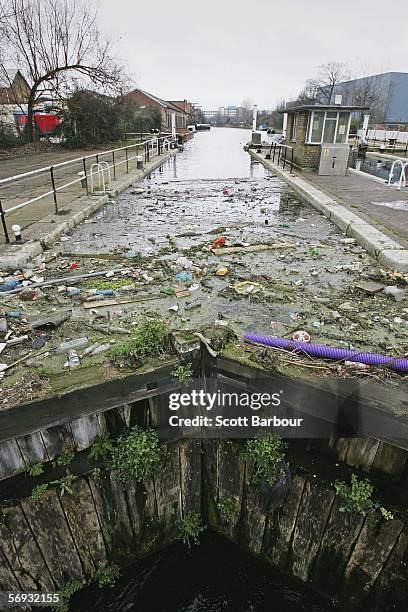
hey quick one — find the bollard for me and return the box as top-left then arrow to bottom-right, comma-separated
136,155 -> 143,170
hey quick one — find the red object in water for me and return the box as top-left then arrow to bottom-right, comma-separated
223,188 -> 229,196
211,237 -> 226,250
17,113 -> 60,135
69,262 -> 78,270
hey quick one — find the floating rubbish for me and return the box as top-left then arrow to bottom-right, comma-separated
95,289 -> 114,296
83,342 -> 101,356
189,283 -> 200,291
69,262 -> 78,270
7,335 -> 29,346
21,288 -> 45,301
185,300 -> 202,310
168,304 -> 179,312
0,318 -> 7,337
211,237 -> 226,250
174,288 -> 191,298
118,284 -> 135,292
6,311 -> 22,319
67,287 -> 81,297
105,271 -> 115,278
244,333 -> 408,371
31,275 -> 44,284
29,311 -> 72,329
211,243 -> 295,255
175,271 -> 194,282
216,267 -> 229,276
91,343 -> 111,356
0,279 -> 20,292
57,337 -> 88,353
356,281 -> 385,294
292,330 -> 311,343
66,349 -> 80,367
223,188 -> 229,196
0,343 -> 6,354
160,287 -> 174,296
193,332 -> 217,357
176,256 -> 195,270
234,281 -> 262,295
383,286 -> 405,301
32,335 -> 49,349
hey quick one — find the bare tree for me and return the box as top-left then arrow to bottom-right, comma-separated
348,76 -> 387,122
0,0 -> 124,141
297,62 -> 350,104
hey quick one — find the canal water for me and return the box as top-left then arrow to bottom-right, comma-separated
72,532 -> 336,612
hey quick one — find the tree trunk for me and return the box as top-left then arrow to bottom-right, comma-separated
24,88 -> 38,143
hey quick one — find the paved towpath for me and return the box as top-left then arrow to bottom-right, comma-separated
303,171 -> 408,249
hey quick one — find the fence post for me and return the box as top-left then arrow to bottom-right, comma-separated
82,158 -> 89,195
50,166 -> 59,214
273,143 -> 276,162
112,151 -> 116,180
0,202 -> 10,243
290,148 -> 294,173
125,147 -> 129,173
283,147 -> 287,170
277,145 -> 281,165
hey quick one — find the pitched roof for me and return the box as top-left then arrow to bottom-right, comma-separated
137,89 -> 188,113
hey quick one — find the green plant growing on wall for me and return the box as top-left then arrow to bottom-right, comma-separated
89,433 -> 114,462
108,320 -> 168,364
217,496 -> 237,523
178,511 -> 206,547
52,450 -> 75,469
90,467 -> 102,480
334,474 -> 375,519
25,463 -> 44,477
170,363 -> 193,383
55,579 -> 83,612
380,506 -> 394,521
31,483 -> 49,501
52,470 -> 78,496
244,434 -> 287,486
93,562 -> 120,588
110,426 -> 164,484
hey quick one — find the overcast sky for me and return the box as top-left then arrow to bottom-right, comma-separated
99,0 -> 408,110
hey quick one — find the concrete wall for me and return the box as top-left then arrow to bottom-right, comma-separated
285,111 -> 320,171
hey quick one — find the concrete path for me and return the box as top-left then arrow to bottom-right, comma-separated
305,171 -> 408,248
249,149 -> 408,271
0,146 -> 140,244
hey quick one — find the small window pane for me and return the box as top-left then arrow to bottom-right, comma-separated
326,111 -> 337,119
336,112 -> 349,143
323,119 -> 337,143
310,112 -> 324,142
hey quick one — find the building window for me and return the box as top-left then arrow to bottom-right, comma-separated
290,114 -> 298,141
307,110 -> 351,144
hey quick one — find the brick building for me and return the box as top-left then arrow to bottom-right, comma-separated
123,89 -> 189,131
0,69 -> 30,105
281,104 -> 368,172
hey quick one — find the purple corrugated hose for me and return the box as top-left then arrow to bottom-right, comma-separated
244,333 -> 408,371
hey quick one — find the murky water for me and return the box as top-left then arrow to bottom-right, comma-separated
72,532 -> 336,612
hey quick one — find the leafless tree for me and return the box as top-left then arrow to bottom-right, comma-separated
297,62 -> 350,104
348,76 -> 387,122
0,0 -> 125,141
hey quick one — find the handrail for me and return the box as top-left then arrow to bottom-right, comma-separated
0,135 -> 176,243
264,142 -> 294,173
388,159 -> 406,190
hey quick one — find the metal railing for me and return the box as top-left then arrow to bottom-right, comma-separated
0,135 -> 175,243
264,142 -> 294,173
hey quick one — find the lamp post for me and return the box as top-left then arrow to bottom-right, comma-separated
252,105 -> 258,132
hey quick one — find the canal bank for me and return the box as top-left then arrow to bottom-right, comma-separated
0,128 -> 407,611
248,148 -> 408,270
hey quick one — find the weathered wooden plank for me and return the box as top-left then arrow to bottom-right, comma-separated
311,496 -> 364,593
88,470 -> 135,565
20,488 -> 84,587
40,424 -> 75,460
0,439 -> 25,480
343,514 -> 405,608
179,439 -> 201,515
263,472 -> 306,570
367,526 -> 408,611
326,437 -> 351,462
239,461 -> 268,555
371,441 -> 407,480
59,477 -> 108,578
0,544 -> 21,591
201,440 -> 219,526
289,476 -> 335,582
345,438 -> 380,472
153,443 -> 182,543
216,440 -> 245,539
70,413 -> 103,451
99,406 -> 125,437
125,477 -> 158,555
16,432 -> 48,465
0,505 -> 54,590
